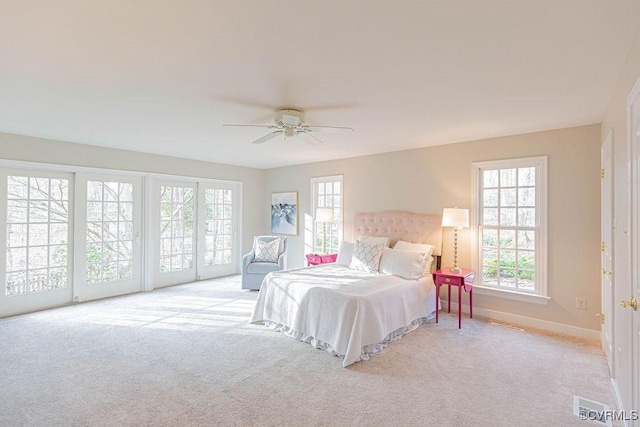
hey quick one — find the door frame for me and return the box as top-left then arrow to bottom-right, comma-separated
601,129 -> 615,377
627,74 -> 640,424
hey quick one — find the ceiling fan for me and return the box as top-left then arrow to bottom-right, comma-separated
223,109 -> 353,145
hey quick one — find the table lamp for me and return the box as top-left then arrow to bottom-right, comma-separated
315,208 -> 334,254
442,208 -> 469,273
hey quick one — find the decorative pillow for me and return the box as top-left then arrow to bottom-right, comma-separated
379,248 -> 428,280
335,241 -> 355,266
254,238 -> 281,262
349,240 -> 385,273
393,240 -> 435,257
357,235 -> 391,247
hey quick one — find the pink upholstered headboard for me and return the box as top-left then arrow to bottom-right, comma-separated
353,211 -> 442,256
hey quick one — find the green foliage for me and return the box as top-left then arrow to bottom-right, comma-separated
484,257 -> 534,280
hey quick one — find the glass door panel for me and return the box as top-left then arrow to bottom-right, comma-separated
197,183 -> 238,279
0,170 -> 73,317
153,181 -> 197,288
73,174 -> 142,301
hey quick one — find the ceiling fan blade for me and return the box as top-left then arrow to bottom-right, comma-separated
301,131 -> 325,146
223,124 -> 278,129
304,125 -> 353,133
252,131 -> 283,144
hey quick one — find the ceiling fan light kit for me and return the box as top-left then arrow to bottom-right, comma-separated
223,109 -> 353,145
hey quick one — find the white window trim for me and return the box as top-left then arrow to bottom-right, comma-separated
471,156 -> 548,303
310,175 -> 343,254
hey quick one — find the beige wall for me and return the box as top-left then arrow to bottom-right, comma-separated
265,124 -> 602,331
0,132 -> 265,255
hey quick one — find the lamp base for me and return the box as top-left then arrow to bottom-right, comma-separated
449,267 -> 462,274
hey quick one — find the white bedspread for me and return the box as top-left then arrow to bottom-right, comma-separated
250,264 -> 437,367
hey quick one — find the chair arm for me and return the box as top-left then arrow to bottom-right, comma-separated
278,251 -> 287,270
242,251 -> 255,270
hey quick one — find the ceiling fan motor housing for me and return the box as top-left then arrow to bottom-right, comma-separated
275,109 -> 303,127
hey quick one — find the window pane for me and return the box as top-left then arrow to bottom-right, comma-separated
517,230 -> 535,249
518,208 -> 536,227
500,189 -> 517,207
483,170 -> 498,187
518,167 -> 535,186
518,188 -> 535,207
499,230 -> 516,248
8,176 -> 28,199
499,208 -> 516,226
483,208 -> 499,226
500,169 -> 516,187
483,189 -> 498,207
482,229 -> 498,247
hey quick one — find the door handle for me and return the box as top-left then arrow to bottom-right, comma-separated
620,296 -> 637,310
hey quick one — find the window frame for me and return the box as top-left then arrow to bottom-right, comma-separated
471,156 -> 549,304
310,175 -> 343,255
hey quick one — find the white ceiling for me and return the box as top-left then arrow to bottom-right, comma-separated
1,1 -> 639,169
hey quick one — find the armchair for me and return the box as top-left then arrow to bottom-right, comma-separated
242,236 -> 287,290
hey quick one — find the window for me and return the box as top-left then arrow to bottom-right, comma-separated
311,175 -> 343,254
472,157 -> 548,299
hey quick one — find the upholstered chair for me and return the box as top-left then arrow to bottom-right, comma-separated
242,236 -> 288,290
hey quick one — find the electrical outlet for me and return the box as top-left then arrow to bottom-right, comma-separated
576,297 -> 587,310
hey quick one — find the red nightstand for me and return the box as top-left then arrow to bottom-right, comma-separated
306,253 -> 338,266
432,268 -> 475,328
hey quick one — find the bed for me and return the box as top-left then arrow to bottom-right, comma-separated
250,210 -> 442,367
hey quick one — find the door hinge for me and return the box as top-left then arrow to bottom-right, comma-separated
601,169 -> 605,179
596,313 -> 605,325
601,242 -> 605,252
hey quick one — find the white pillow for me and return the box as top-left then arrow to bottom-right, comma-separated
357,235 -> 391,247
423,255 -> 435,276
254,238 -> 281,262
336,241 -> 354,266
393,240 -> 435,257
379,248 -> 428,280
349,240 -> 385,273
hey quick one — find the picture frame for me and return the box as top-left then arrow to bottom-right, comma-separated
271,191 -> 298,235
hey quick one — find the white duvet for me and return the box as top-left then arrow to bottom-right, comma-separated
250,264 -> 438,367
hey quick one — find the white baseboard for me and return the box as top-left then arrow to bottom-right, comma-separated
445,301 -> 601,341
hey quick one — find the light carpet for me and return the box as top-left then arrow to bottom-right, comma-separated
0,275 -> 617,426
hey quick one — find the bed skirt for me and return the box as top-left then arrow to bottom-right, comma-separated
263,314 -> 434,366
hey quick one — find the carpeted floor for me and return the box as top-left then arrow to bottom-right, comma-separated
0,275 -> 617,426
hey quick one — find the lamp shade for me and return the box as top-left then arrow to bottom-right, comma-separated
315,208 -> 334,223
442,208 -> 469,228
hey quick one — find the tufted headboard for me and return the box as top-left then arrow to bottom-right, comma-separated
353,211 -> 442,256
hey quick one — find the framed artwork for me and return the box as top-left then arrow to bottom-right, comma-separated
271,191 -> 298,235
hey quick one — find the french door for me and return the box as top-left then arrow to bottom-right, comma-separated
73,174 -> 143,301
197,182 -> 238,279
152,179 -> 240,288
0,170 -> 74,317
153,181 -> 197,288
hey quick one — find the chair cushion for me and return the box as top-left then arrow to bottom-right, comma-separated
246,262 -> 282,275
254,238 -> 281,262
